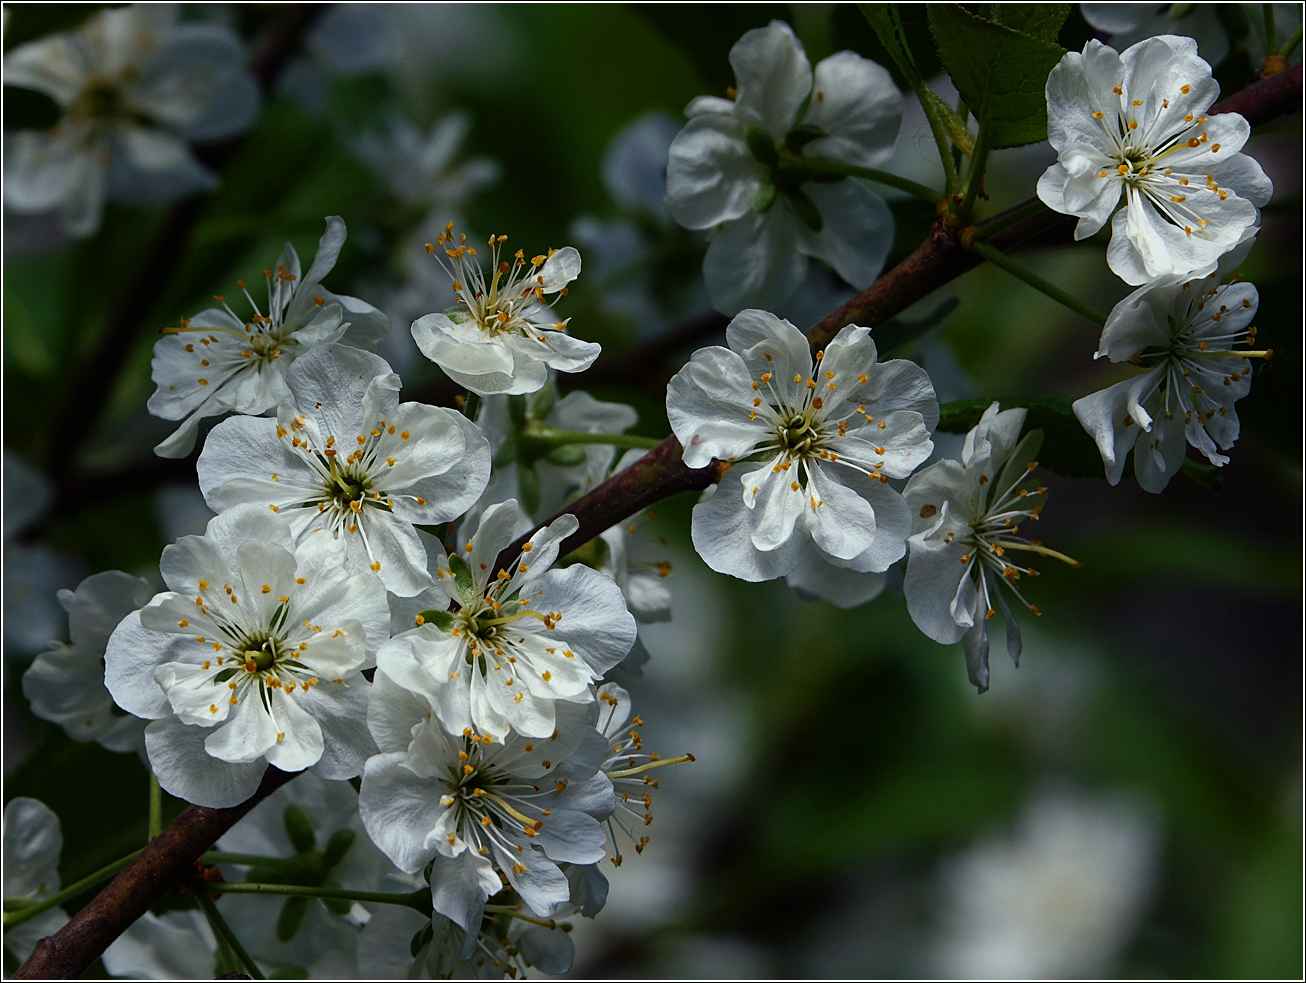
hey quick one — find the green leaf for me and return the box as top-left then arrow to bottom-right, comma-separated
446,552 -> 477,600
859,4 -> 922,82
1180,458 -> 1224,491
936,395 -> 1101,478
545,444 -> 588,467
416,608 -> 455,631
275,895 -> 310,943
927,4 -> 1066,148
988,4 -> 1070,42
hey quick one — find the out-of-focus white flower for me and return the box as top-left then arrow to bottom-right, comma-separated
411,225 -> 598,396
100,910 -> 217,980
1073,270 -> 1266,493
664,20 -> 901,314
359,673 -> 613,947
903,403 -> 1080,693
2,452 -> 77,658
2,798 -> 69,963
1081,3 -> 1231,66
23,570 -> 153,752
104,505 -> 388,808
352,113 -> 499,213
377,500 -> 635,740
148,217 -> 390,458
1036,36 -> 1272,285
2,4 -> 259,237
668,309 -> 935,584
197,344 -> 489,597
932,787 -> 1159,979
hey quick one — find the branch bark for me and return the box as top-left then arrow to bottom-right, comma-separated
17,61 -> 1302,982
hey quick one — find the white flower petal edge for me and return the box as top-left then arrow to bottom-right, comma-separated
22,570 -> 155,752
903,403 -> 1080,692
1037,36 -> 1272,285
104,504 -> 389,807
2,798 -> 71,963
148,216 -> 390,458
669,309 -> 935,582
197,343 -> 490,596
1072,270 -> 1263,493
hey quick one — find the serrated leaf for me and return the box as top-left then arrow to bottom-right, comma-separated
990,4 -> 1071,42
859,3 -> 920,80
936,395 -> 1101,478
927,4 -> 1066,148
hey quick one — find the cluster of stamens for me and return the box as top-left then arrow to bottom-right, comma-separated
425,223 -> 568,342
1089,81 -> 1229,238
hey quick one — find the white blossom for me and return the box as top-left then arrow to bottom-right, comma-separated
377,500 -> 636,740
1080,3 -> 1230,66
352,113 -> 499,213
902,403 -> 1079,693
148,216 -> 390,458
2,798 -> 69,964
411,225 -> 598,396
197,343 -> 489,597
667,309 -> 936,584
104,505 -> 388,808
1036,35 -> 1272,285
2,4 -> 259,237
1072,270 -> 1266,493
100,911 -> 217,980
22,570 -> 154,752
359,671 -> 613,946
664,20 -> 901,314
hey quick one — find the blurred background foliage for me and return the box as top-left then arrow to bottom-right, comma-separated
3,3 -> 1301,979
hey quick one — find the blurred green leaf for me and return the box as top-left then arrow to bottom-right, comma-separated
937,395 -> 1102,478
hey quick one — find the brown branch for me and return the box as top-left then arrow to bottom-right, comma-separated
42,4 -> 327,484
14,768 -> 297,979
17,62 -> 1302,982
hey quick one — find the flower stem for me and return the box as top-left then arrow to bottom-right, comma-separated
971,199 -> 1048,241
796,155 -> 942,202
967,239 -> 1107,325
149,772 -> 162,840
2,850 -> 144,929
462,391 -> 481,420
200,881 -> 431,911
956,123 -> 991,220
529,427 -> 663,451
195,891 -> 265,981
1264,3 -> 1278,53
1280,24 -> 1302,58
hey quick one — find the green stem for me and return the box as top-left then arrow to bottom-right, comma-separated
202,851 -> 305,868
968,239 -> 1108,325
148,772 -> 161,840
528,427 -> 663,451
1280,24 -> 1302,58
1264,3 -> 1278,54
201,881 -> 430,911
195,891 -> 265,980
797,155 -> 942,202
956,124 -> 991,221
971,199 -> 1047,241
2,850 -> 143,929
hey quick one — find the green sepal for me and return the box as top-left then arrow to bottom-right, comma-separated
743,122 -> 779,167
753,181 -> 778,213
507,394 -> 528,430
446,552 -> 476,600
276,895 -> 310,942
212,667 -> 240,684
492,435 -> 519,469
518,465 -> 541,516
416,608 -> 455,631
323,828 -> 356,867
411,921 -> 435,958
1181,458 -> 1223,491
545,444 -> 588,467
529,379 -> 558,419
785,187 -> 823,233
283,804 -> 316,854
784,123 -> 826,154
